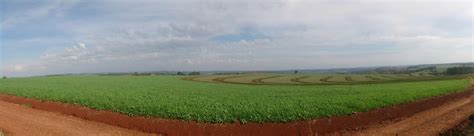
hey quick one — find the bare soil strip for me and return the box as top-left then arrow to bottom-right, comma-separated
289,76 -> 310,83
343,94 -> 474,135
211,75 -> 252,84
250,75 -> 282,84
319,76 -> 334,82
1,88 -> 473,136
0,99 -> 154,136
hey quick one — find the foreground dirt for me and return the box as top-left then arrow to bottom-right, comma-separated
0,100 -> 154,136
343,95 -> 474,135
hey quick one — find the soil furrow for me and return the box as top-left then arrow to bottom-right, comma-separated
289,76 -> 310,84
250,75 -> 283,84
319,76 -> 334,82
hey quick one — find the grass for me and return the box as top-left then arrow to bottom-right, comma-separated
327,76 -> 349,82
0,75 -> 470,123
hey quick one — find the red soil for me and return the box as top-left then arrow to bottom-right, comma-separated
0,99 -> 153,136
0,88 -> 473,136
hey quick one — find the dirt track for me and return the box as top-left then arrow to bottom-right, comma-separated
343,95 -> 474,135
0,100 -> 154,136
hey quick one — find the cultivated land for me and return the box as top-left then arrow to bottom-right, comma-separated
0,75 -> 470,123
185,73 -> 465,85
0,99 -> 152,136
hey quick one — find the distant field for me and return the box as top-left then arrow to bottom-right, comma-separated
0,75 -> 470,123
185,73 -> 464,85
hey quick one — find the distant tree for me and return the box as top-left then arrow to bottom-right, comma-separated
428,66 -> 436,72
294,70 -> 298,74
189,71 -> 200,75
445,67 -> 474,75
132,72 -> 139,76
177,72 -> 185,75
2,76 -> 6,79
431,71 -> 439,76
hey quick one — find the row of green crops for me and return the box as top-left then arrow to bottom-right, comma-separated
0,75 -> 470,123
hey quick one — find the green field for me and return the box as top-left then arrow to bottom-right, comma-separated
0,75 -> 470,123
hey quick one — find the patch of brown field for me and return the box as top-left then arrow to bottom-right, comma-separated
250,75 -> 282,84
289,76 -> 310,83
0,99 -> 154,136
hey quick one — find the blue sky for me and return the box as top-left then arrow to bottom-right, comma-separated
1,0 -> 473,77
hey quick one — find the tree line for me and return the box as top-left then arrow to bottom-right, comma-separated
445,67 -> 474,75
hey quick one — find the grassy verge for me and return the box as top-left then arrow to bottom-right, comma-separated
0,76 -> 469,123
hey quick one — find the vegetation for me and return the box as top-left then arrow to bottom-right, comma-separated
188,71 -> 200,75
445,67 -> 474,75
187,73 -> 466,85
0,75 -> 469,123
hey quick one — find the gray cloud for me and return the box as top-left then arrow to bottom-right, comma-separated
1,0 -> 472,76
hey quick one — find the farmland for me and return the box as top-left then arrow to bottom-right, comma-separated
0,75 -> 470,123
184,73 -> 466,85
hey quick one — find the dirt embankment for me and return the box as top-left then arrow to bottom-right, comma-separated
441,115 -> 474,136
342,94 -> 474,135
0,88 -> 473,135
0,99 -> 154,136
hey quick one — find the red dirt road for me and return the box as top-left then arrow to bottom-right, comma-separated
0,100 -> 154,136
343,95 -> 474,135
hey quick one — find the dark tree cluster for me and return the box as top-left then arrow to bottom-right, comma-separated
188,72 -> 200,75
445,67 -> 474,75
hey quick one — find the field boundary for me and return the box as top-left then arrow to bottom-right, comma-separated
0,88 -> 472,135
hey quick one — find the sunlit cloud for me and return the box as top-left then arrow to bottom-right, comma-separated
1,0 -> 472,76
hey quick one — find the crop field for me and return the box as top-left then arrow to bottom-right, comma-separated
185,73 -> 462,85
0,75 -> 470,123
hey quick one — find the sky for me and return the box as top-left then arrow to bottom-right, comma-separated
0,0 -> 473,77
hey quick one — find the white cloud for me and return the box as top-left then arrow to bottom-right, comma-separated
1,0 -> 80,30
1,0 -> 472,76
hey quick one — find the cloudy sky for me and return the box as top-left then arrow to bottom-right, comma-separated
1,0 -> 472,77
